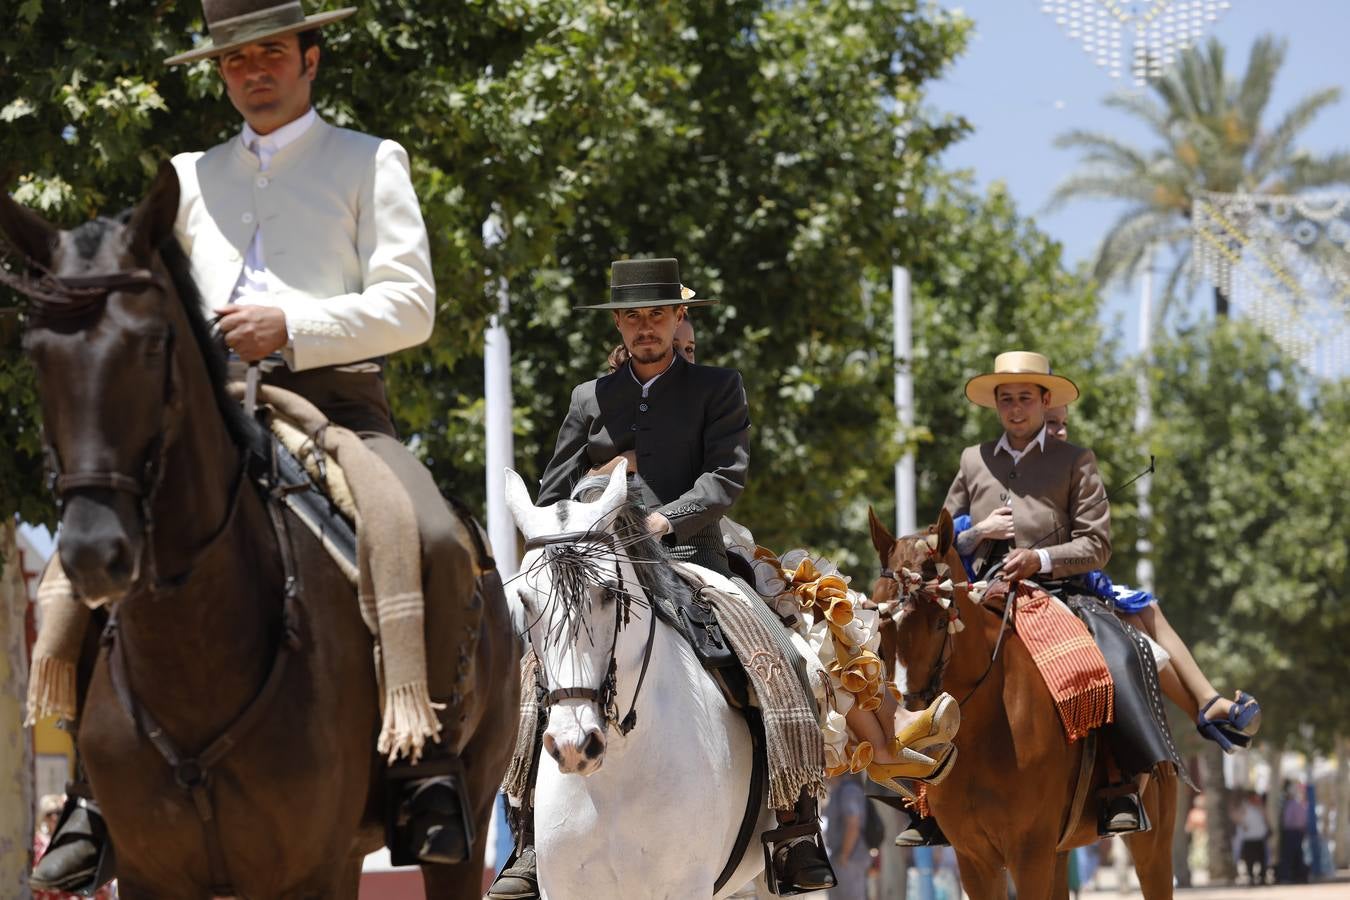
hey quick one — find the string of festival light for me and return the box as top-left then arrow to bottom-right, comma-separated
1040,0 -> 1232,84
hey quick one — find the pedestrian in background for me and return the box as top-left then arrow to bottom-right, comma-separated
1236,791 -> 1270,885
1276,781 -> 1309,884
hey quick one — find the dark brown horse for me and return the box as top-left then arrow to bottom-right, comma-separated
868,508 -> 1176,900
1,165 -> 520,899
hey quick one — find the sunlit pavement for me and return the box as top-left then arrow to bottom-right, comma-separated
1083,870 -> 1350,899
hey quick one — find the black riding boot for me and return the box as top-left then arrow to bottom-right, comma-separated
30,780 -> 116,895
1098,782 -> 1149,836
761,790 -> 837,896
894,811 -> 950,847
386,755 -> 475,866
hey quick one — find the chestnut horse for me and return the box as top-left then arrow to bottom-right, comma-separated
868,508 -> 1176,900
1,165 -> 520,898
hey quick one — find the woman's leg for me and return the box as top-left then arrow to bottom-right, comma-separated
1155,659 -> 1199,720
1126,605 -> 1232,720
844,689 -> 944,765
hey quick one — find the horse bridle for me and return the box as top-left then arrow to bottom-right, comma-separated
523,526 -> 658,737
880,552 -> 959,708
881,549 -> 1020,708
13,260 -> 248,592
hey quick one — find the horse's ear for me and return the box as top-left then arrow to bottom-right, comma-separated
935,507 -> 954,557
125,161 -> 180,262
596,457 -> 629,514
0,189 -> 57,269
868,505 -> 896,563
504,468 -> 541,537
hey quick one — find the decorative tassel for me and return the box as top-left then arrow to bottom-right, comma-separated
376,681 -> 446,763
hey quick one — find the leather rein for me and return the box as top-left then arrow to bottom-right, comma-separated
523,527 -> 658,737
19,260 -> 295,894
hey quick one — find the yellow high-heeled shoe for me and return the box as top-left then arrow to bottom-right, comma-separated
865,743 -> 958,800
890,693 -> 961,761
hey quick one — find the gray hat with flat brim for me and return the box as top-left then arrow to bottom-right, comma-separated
576,257 -> 717,311
164,0 -> 356,66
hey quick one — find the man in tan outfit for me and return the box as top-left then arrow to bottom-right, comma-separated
942,351 -> 1109,583
930,351 -> 1188,840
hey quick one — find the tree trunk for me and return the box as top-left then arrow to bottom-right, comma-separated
0,521 -> 35,900
1202,742 -> 1237,885
1334,735 -> 1349,870
1213,285 -> 1230,318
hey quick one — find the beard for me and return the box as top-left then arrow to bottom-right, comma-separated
629,342 -> 672,365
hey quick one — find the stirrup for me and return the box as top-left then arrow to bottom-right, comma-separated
383,756 -> 476,866
1097,784 -> 1151,836
760,820 -> 837,896
30,794 -> 116,896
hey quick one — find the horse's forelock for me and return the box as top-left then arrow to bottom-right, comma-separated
570,480 -> 682,605
69,217 -> 120,262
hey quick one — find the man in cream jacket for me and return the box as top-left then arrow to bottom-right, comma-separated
31,2 -> 470,892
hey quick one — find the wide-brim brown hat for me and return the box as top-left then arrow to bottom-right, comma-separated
165,1 -> 356,66
576,257 -> 717,310
964,351 -> 1080,409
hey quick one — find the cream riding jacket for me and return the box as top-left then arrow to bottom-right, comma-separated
170,118 -> 435,371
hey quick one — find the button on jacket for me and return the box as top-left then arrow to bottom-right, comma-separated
169,117 -> 435,372
942,438 -> 1111,579
538,354 -> 750,543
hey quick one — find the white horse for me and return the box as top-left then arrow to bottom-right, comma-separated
505,461 -> 775,900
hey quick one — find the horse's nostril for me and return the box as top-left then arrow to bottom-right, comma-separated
543,734 -> 561,763
582,730 -> 605,760
104,539 -> 134,581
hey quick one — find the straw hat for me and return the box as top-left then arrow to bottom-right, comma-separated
165,1 -> 356,66
964,351 -> 1079,409
576,258 -> 716,310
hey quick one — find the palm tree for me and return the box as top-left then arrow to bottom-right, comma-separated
1050,35 -> 1350,317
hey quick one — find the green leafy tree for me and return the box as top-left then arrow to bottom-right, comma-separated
1050,35 -> 1350,316
1144,320 -> 1350,881
0,0 -> 972,572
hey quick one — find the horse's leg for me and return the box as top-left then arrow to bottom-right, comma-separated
1124,772 -> 1178,900
327,854 -> 365,900
1051,851 -> 1071,900
955,850 -> 1009,900
1007,847 -> 1060,900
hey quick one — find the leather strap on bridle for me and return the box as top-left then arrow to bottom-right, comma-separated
102,490 -> 302,896
54,471 -> 145,494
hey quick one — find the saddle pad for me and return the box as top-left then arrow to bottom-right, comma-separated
265,432 -> 359,582
1013,584 -> 1114,741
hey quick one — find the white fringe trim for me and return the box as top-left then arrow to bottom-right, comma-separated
376,681 -> 446,763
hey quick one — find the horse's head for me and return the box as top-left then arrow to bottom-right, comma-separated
1,164 -> 184,598
506,460 -> 658,775
869,506 -> 965,711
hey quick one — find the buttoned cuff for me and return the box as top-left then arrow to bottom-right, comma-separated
1037,549 -> 1052,574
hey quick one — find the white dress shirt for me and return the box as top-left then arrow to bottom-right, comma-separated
630,354 -> 677,398
994,424 -> 1053,574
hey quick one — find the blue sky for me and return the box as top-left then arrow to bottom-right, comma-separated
925,0 -> 1350,351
